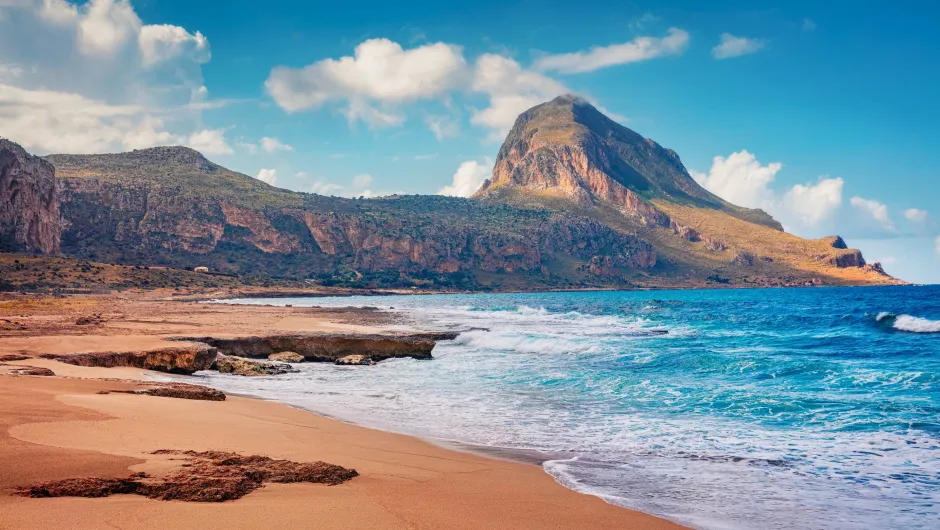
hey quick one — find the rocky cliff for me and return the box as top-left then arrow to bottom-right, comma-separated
44,147 -> 656,289
0,139 -> 60,254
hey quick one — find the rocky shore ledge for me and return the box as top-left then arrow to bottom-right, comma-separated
32,331 -> 459,375
172,331 -> 459,364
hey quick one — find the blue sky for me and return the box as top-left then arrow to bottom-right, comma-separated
1,0 -> 938,282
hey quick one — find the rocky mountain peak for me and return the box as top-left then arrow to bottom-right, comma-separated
475,96 -> 783,231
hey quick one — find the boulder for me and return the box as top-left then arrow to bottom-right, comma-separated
215,354 -> 297,376
335,355 -> 375,366
268,351 -> 304,363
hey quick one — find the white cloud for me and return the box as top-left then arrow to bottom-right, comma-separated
851,196 -> 896,231
186,128 -> 232,155
351,173 -> 373,188
265,38 -> 468,127
340,99 -> 404,129
533,28 -> 689,74
77,0 -> 141,56
0,0 -> 214,154
904,208 -> 928,222
695,150 -> 781,208
310,181 -> 343,195
414,153 -> 436,160
256,168 -> 276,186
139,24 -> 209,66
38,0 -> 77,25
425,113 -> 460,141
712,33 -> 766,59
782,177 -> 844,226
439,159 -> 492,197
260,136 -> 293,153
695,150 -> 843,232
470,54 -> 567,140
0,62 -> 23,78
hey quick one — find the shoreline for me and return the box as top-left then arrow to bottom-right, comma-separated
0,294 -> 684,529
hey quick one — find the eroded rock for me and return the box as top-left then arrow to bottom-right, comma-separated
177,332 -> 458,364
98,382 -> 225,401
17,450 -> 358,502
335,355 -> 375,366
215,354 -> 297,376
40,344 -> 216,375
9,366 -> 55,376
268,351 -> 304,363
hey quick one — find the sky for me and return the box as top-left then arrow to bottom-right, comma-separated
1,0 -> 938,283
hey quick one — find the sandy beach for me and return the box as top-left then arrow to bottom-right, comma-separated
0,293 -> 682,529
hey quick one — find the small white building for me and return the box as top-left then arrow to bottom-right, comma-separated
194,266 -> 209,273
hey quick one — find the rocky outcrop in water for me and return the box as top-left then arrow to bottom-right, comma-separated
268,351 -> 304,363
40,343 -> 216,375
215,354 -> 297,376
0,139 -> 60,254
177,332 -> 459,363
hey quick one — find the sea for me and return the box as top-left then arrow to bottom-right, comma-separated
198,285 -> 940,529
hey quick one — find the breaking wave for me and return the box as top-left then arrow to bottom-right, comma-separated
874,312 -> 940,333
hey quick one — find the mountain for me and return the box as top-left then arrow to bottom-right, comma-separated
474,95 -> 896,287
476,95 -> 780,229
0,97 -> 900,291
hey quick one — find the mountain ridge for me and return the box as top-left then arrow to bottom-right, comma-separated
0,97 -> 902,290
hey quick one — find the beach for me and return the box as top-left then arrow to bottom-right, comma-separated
0,292 -> 681,530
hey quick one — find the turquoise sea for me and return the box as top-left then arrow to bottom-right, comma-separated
200,286 -> 940,529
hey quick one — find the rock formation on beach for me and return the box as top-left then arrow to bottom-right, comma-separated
17,450 -> 358,502
40,343 -> 217,375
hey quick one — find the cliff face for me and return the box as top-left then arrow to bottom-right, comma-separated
46,148 -> 655,288
0,139 -> 60,254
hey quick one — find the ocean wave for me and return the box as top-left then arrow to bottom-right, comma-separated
873,312 -> 940,333
893,315 -> 940,333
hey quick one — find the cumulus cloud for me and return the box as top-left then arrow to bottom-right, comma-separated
694,150 -> 782,208
470,54 -> 567,140
694,150 -> 843,232
781,177 -> 844,226
256,168 -> 276,186
186,128 -> 233,155
0,0 -> 217,154
712,33 -> 766,59
850,196 -> 896,231
439,159 -> 492,197
260,136 -> 293,153
904,208 -> 928,223
139,23 -> 209,66
77,0 -> 141,56
533,28 -> 689,74
265,38 -> 467,127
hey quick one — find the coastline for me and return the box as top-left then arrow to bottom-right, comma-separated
0,293 -> 683,529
